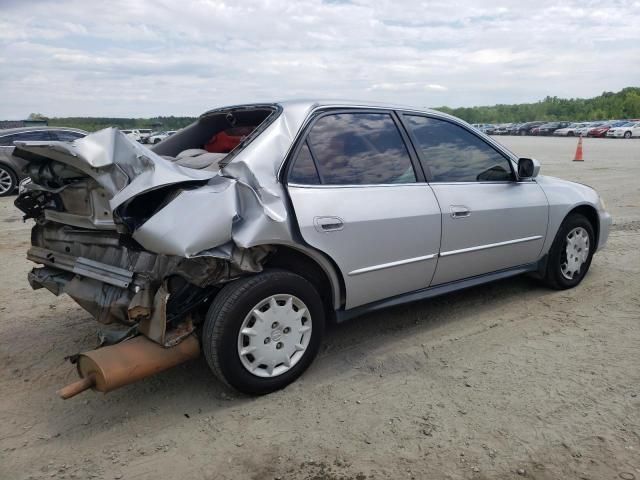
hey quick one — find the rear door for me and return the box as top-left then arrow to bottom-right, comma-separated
286,110 -> 442,309
400,114 -> 548,285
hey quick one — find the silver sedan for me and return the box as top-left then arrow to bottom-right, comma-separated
13,100 -> 611,397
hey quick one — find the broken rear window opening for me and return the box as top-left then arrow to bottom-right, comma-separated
151,104 -> 281,170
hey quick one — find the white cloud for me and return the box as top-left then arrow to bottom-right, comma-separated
0,0 -> 638,118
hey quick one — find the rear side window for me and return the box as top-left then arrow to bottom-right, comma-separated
404,116 -> 513,182
299,112 -> 416,185
52,130 -> 85,141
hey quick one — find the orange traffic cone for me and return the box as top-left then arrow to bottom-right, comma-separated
573,137 -> 584,161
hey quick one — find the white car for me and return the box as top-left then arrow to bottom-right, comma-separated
606,122 -> 640,138
147,130 -> 177,144
575,122 -> 603,137
120,129 -> 141,142
137,129 -> 153,143
471,123 -> 495,134
553,123 -> 589,137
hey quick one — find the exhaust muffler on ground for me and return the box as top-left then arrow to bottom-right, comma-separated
57,335 -> 200,399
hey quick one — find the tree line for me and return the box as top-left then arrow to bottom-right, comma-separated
46,115 -> 197,132
31,87 -> 640,132
434,87 -> 640,124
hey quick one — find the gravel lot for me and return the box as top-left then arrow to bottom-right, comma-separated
1,136 -> 639,480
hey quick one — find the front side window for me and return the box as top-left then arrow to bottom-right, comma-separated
301,112 -> 416,185
404,116 -> 514,182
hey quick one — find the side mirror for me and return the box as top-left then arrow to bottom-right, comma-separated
517,157 -> 540,179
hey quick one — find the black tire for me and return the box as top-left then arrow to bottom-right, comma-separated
153,138 -> 161,144
567,131 -> 574,137
543,213 -> 595,290
623,131 -> 632,139
202,270 -> 325,394
0,164 -> 17,197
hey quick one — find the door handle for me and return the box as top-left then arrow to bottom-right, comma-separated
450,206 -> 470,218
314,216 -> 344,233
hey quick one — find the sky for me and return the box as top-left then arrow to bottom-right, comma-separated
0,0 -> 639,118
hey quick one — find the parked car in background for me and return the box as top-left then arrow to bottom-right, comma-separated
508,123 -> 523,135
137,129 -> 153,143
606,121 -> 640,138
12,100 -> 611,396
513,121 -> 545,136
0,127 -> 87,197
537,122 -> 570,136
553,123 -> 588,137
147,130 -> 177,144
575,122 -> 601,137
493,123 -> 513,135
587,120 -> 627,137
471,124 -> 495,135
120,129 -> 142,142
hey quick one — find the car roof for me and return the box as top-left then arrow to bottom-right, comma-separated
0,126 -> 87,135
201,99 -> 442,118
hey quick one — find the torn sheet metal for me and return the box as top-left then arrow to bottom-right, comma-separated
15,125 -> 297,258
15,102 -> 342,345
14,127 -> 215,210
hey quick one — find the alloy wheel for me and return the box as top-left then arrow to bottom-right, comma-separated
0,167 -> 14,195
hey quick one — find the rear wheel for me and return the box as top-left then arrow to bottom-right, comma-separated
544,214 -> 595,290
0,165 -> 17,197
624,131 -> 632,139
202,270 -> 325,394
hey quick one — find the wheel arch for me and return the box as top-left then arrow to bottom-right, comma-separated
261,243 -> 345,316
0,160 -> 18,176
566,204 -> 600,249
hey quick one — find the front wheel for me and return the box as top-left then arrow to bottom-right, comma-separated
202,270 -> 325,394
543,214 -> 595,290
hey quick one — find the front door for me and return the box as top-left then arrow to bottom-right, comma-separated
401,114 -> 548,285
286,110 -> 442,308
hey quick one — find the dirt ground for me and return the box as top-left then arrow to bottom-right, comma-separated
1,136 -> 639,480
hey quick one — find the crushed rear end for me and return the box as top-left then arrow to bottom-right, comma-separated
13,104 -> 286,397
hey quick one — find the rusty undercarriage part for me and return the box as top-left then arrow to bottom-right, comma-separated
57,334 -> 200,399
26,222 -> 274,344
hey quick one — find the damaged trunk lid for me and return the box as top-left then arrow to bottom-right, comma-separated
14,108 -> 280,346
14,127 -> 216,230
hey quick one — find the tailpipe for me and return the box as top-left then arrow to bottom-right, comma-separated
57,334 -> 200,399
